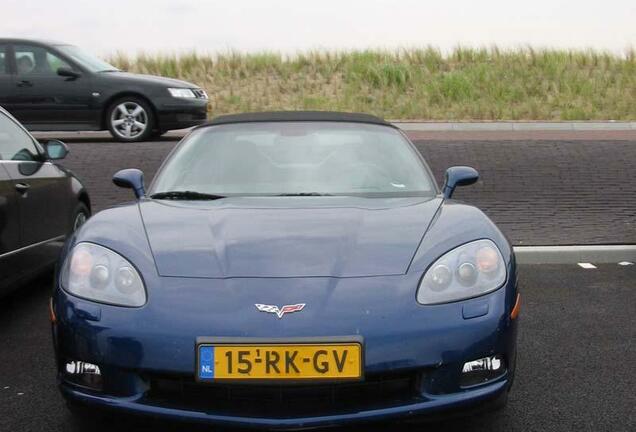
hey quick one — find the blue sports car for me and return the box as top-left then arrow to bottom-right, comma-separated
52,112 -> 520,428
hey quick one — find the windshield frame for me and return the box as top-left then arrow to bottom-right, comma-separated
148,121 -> 440,199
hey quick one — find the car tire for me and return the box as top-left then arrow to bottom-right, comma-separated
106,97 -> 155,142
490,387 -> 509,411
67,400 -> 148,429
66,400 -> 105,427
71,203 -> 90,233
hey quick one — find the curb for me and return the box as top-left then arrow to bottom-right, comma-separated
514,245 -> 636,265
32,122 -> 636,139
393,121 -> 636,132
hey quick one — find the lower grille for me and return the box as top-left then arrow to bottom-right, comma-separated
146,371 -> 422,418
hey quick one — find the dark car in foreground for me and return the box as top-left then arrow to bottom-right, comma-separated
0,106 -> 89,296
52,111 -> 519,428
0,38 -> 208,142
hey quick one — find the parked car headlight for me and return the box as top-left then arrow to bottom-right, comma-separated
417,240 -> 506,305
61,243 -> 146,307
167,88 -> 196,98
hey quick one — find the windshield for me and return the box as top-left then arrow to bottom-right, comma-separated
56,45 -> 118,72
150,122 -> 435,198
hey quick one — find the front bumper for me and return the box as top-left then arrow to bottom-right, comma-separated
154,97 -> 208,130
60,378 -> 508,429
53,272 -> 518,428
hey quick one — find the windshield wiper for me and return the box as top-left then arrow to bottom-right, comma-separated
276,192 -> 333,196
150,191 -> 226,200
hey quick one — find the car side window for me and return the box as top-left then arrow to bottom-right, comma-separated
14,44 -> 70,76
0,113 -> 40,161
0,45 -> 8,75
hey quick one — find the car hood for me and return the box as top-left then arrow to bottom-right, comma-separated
139,196 -> 442,278
100,71 -> 197,88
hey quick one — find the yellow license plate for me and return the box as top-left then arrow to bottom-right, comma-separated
197,343 -> 363,381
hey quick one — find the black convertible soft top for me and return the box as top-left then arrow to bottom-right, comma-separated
199,111 -> 395,128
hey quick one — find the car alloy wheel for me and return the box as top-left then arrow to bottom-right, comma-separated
73,211 -> 87,231
110,102 -> 148,140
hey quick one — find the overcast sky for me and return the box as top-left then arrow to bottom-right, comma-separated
4,0 -> 635,56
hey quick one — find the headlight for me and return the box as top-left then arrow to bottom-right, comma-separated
417,240 -> 506,305
168,88 -> 196,98
61,243 -> 146,307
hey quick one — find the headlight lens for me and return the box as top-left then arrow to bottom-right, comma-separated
168,88 -> 196,98
61,243 -> 146,307
417,240 -> 506,305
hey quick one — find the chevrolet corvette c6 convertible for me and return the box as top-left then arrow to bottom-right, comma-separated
52,111 -> 519,429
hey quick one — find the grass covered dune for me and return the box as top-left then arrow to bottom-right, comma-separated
110,48 -> 636,120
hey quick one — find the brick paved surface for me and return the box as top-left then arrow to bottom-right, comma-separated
58,138 -> 636,246
415,140 -> 635,245
61,139 -> 176,212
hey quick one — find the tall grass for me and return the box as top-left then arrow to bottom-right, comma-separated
109,47 -> 636,120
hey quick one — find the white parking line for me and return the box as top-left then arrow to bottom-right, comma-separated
618,261 -> 634,266
577,263 -> 597,269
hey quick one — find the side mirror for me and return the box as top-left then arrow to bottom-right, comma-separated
43,139 -> 69,160
57,67 -> 81,79
442,166 -> 479,199
113,169 -> 146,199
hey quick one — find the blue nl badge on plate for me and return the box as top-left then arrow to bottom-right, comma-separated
199,346 -> 214,380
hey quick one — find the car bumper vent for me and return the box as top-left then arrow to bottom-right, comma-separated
145,371 -> 422,418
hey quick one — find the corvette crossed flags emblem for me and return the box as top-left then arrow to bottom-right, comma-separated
255,303 -> 306,319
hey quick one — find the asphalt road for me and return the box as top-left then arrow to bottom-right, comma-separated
46,134 -> 636,246
1,263 -> 634,431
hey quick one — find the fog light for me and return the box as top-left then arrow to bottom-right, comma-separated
460,355 -> 506,387
64,360 -> 103,390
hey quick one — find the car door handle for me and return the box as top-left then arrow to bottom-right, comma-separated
15,183 -> 30,194
17,80 -> 33,88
